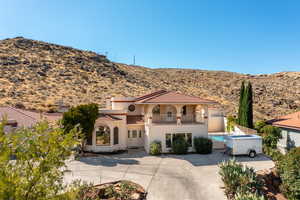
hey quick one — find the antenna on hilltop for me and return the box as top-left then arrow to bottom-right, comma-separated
133,55 -> 136,65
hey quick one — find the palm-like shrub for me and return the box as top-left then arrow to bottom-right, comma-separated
149,140 -> 162,155
277,147 -> 300,200
172,137 -> 188,154
219,160 -> 263,199
194,137 -> 212,154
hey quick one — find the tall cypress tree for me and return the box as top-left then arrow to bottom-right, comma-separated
237,81 -> 254,128
237,81 -> 245,125
247,82 -> 253,128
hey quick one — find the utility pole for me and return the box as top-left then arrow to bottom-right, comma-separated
133,55 -> 136,65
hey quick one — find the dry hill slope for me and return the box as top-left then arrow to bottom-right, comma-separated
0,37 -> 299,120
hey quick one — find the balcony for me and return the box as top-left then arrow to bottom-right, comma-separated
152,114 -> 176,123
152,113 -> 204,124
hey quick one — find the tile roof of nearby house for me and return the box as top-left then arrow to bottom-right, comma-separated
134,90 -> 218,104
268,111 -> 300,131
0,106 -> 62,128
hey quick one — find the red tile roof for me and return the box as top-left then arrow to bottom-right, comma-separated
268,111 -> 300,131
134,90 -> 217,104
0,106 -> 62,128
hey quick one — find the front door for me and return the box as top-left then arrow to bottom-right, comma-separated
128,129 -> 144,147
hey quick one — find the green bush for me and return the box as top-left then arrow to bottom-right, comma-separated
278,147 -> 300,200
171,137 -> 188,154
219,160 -> 263,199
226,115 -> 237,132
254,121 -> 266,133
260,125 -> 281,149
149,140 -> 162,155
234,192 -> 265,200
194,137 -> 212,154
0,121 -> 82,200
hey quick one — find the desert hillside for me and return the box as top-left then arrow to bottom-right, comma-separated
0,37 -> 299,120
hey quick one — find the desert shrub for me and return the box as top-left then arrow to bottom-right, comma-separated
234,192 -> 265,200
277,147 -> 300,200
226,115 -> 237,132
254,121 -> 266,133
0,121 -> 81,200
260,125 -> 281,149
194,137 -> 212,154
149,140 -> 162,155
263,147 -> 283,163
172,137 -> 188,154
219,160 -> 263,199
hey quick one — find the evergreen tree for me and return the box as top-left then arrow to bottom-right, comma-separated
237,81 -> 245,125
237,81 -> 253,128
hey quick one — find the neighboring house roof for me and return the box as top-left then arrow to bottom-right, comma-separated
268,111 -> 300,131
134,90 -> 218,104
0,106 -> 62,128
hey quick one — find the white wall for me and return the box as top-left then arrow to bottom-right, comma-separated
145,124 -> 208,153
279,128 -> 300,150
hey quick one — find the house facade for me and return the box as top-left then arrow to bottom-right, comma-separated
85,90 -> 221,153
0,106 -> 62,133
268,111 -> 300,152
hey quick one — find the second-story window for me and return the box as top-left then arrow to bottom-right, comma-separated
128,104 -> 136,112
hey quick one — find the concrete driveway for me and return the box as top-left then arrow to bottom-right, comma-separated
64,150 -> 274,200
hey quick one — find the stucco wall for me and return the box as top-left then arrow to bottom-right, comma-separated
145,124 -> 208,153
208,109 -> 225,132
279,128 -> 300,150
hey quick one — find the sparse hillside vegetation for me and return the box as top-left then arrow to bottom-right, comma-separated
0,37 -> 299,119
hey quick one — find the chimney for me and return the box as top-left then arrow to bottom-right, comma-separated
106,97 -> 112,109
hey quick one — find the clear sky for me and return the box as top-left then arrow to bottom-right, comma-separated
1,0 -> 300,74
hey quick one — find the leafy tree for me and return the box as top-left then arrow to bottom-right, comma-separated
61,103 -> 99,145
237,81 -> 253,128
254,120 -> 266,133
0,121 -> 81,200
260,125 -> 282,149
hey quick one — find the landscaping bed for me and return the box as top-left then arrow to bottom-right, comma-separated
80,180 -> 147,200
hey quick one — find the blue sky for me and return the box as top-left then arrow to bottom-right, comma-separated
1,0 -> 300,74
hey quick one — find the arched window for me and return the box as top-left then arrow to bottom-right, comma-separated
96,125 -> 110,146
113,127 -> 119,145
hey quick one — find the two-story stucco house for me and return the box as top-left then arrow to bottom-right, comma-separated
85,90 -> 220,153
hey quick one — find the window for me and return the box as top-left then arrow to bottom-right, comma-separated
128,104 -> 136,112
167,111 -> 172,118
132,130 -> 137,138
114,127 -> 119,145
182,106 -> 187,115
96,126 -> 110,146
128,130 -> 130,138
165,133 -> 192,148
166,133 -> 172,148
139,130 -> 142,138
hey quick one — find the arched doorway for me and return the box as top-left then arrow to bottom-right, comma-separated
95,125 -> 110,146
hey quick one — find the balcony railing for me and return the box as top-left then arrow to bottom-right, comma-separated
151,113 -> 205,124
152,114 -> 176,123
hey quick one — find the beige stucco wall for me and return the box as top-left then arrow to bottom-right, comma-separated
208,109 -> 225,132
145,123 -> 208,153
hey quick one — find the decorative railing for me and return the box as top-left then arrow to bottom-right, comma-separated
152,114 -> 176,123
